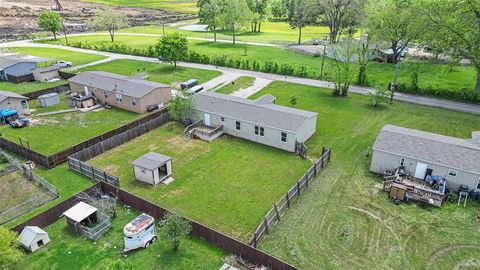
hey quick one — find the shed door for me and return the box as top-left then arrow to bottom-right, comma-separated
204,114 -> 210,126
414,162 -> 428,179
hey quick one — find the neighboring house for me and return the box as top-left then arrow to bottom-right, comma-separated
19,226 -> 50,252
0,91 -> 29,115
133,152 -> 173,185
0,54 -> 53,83
191,92 -> 317,153
33,66 -> 60,82
68,71 -> 172,113
370,124 -> 480,192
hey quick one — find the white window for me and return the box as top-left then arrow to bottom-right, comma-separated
281,132 -> 287,143
255,126 -> 264,137
131,97 -> 137,106
447,169 -> 458,177
400,158 -> 405,166
235,121 -> 241,130
115,93 -> 123,102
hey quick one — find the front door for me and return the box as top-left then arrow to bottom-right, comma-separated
204,114 -> 210,126
414,162 -> 428,179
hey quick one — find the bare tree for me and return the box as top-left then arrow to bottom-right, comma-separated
328,38 -> 360,96
76,187 -> 117,218
89,9 -> 128,42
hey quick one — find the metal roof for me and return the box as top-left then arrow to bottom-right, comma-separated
0,54 -> 53,70
62,202 -> 98,223
373,125 -> 480,173
195,92 -> 317,133
38,92 -> 59,99
68,71 -> 170,98
133,152 -> 171,170
0,91 -> 28,103
35,66 -> 59,73
19,226 -> 47,246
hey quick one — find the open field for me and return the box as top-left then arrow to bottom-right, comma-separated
51,35 -> 477,92
245,82 -> 480,269
81,0 -> 198,13
16,204 -> 226,270
78,59 -> 221,87
122,21 -> 331,44
215,76 -> 255,94
0,108 -> 139,155
0,47 -> 105,94
90,122 -> 311,241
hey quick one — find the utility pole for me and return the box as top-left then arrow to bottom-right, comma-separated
390,57 -> 401,103
320,42 -> 327,79
61,16 -> 68,45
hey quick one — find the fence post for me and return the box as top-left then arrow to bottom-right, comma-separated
264,216 -> 269,235
274,203 -> 281,222
286,192 -> 290,208
79,161 -> 83,175
103,171 -> 107,183
253,232 -> 258,248
297,181 -> 301,196
91,166 -> 95,180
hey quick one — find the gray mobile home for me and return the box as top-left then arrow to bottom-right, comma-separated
191,92 -> 317,152
370,125 -> 480,192
0,54 -> 53,83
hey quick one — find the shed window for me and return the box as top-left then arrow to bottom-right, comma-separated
221,117 -> 225,122
131,97 -> 137,106
235,121 -> 241,130
255,126 -> 264,136
104,90 -> 108,98
447,169 -> 458,177
281,132 -> 287,142
115,93 -> 123,102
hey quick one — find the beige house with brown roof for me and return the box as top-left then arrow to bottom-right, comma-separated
68,71 -> 172,113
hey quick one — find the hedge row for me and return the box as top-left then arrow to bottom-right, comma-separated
60,40 -> 479,104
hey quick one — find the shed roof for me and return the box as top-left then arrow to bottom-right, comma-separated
0,91 -> 28,103
195,92 -> 317,133
133,152 -> 171,170
38,92 -> 59,99
19,226 -> 47,246
373,125 -> 480,173
68,71 -> 170,98
35,66 -> 59,73
62,202 -> 98,223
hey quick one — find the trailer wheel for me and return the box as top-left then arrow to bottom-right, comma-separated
394,198 -> 401,205
144,241 -> 151,248
151,236 -> 157,243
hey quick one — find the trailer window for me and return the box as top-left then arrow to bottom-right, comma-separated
447,169 -> 458,177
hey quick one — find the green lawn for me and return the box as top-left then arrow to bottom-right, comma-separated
51,35 -> 477,92
215,76 -> 255,94
249,82 -> 480,270
81,0 -> 198,13
0,108 -> 139,155
78,59 -> 221,87
0,47 -> 105,94
15,204 -> 226,270
122,20 -> 331,44
90,122 -> 311,241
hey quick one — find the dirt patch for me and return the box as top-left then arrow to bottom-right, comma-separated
165,136 -> 196,153
29,117 -> 60,126
103,164 -> 120,174
0,0 -> 195,41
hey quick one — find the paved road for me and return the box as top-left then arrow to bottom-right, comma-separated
3,40 -> 480,115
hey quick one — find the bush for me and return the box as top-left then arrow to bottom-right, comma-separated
396,83 -> 480,103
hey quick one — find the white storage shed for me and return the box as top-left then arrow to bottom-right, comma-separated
133,152 -> 172,185
38,93 -> 60,107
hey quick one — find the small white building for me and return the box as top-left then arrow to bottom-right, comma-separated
133,152 -> 172,185
33,66 -> 60,82
19,226 -> 50,252
62,202 -> 98,235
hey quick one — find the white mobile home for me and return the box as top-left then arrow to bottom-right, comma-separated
370,125 -> 480,192
191,92 -> 317,153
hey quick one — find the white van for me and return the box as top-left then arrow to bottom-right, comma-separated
123,213 -> 157,253
187,85 -> 204,94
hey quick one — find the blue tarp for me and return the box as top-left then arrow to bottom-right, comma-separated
0,108 -> 18,117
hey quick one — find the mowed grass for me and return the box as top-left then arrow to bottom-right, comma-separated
0,108 -> 139,155
215,76 -> 255,94
78,59 -> 221,87
53,35 -> 477,91
122,21 -> 331,44
81,0 -> 198,13
250,82 -> 480,269
90,122 -> 311,241
15,205 -> 226,270
0,47 -> 105,94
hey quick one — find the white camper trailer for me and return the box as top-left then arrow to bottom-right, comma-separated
123,213 -> 157,253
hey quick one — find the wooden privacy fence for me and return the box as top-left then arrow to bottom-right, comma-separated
7,73 -> 34,83
23,83 -> 70,100
0,108 -> 169,168
58,70 -> 76,80
68,157 -> 120,187
248,147 -> 331,248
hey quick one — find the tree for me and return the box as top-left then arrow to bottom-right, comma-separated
219,0 -> 253,45
198,0 -> 222,42
368,81 -> 392,107
357,34 -> 373,85
155,33 -> 188,68
363,0 -> 423,64
270,0 -> 288,20
286,0 -> 314,45
0,227 -> 22,270
289,95 -> 298,107
167,89 -> 196,123
160,213 -> 192,251
419,0 -> 480,91
328,38 -> 360,96
316,0 -> 365,44
37,11 -> 62,40
89,9 -> 128,42
247,0 -> 270,32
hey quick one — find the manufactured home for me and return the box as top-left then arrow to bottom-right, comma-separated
370,124 -> 480,192
68,71 -> 172,113
189,92 -> 317,153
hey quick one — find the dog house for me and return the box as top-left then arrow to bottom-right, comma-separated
133,152 -> 172,185
62,202 -> 98,236
19,226 -> 50,252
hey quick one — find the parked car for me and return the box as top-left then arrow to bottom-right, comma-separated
186,85 -> 204,94
51,60 -> 72,68
122,213 -> 157,253
147,104 -> 159,112
180,79 -> 198,90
